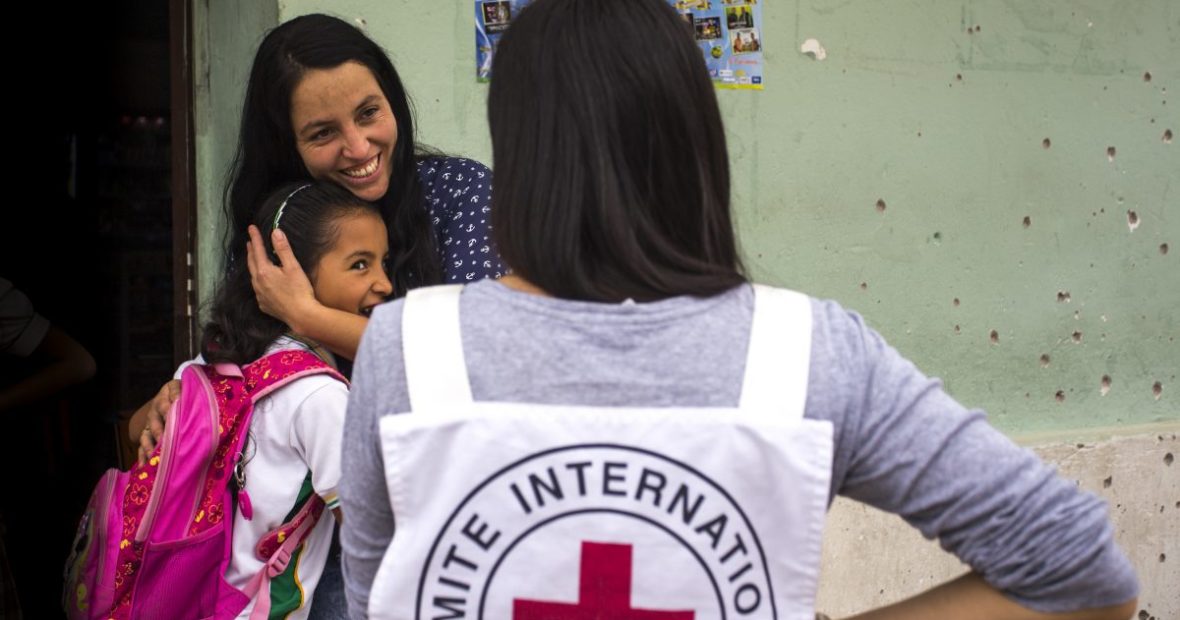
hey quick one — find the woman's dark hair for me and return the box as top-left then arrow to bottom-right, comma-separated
223,13 -> 440,294
488,0 -> 745,302
202,182 -> 381,364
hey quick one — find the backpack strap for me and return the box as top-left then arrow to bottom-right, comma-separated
225,348 -> 348,472
402,284 -> 471,412
236,349 -> 348,469
242,496 -> 326,620
226,350 -> 347,520
244,349 -> 349,400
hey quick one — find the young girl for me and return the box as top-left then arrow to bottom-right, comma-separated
196,181 -> 391,619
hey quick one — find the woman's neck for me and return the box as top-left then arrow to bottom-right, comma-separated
497,274 -> 550,297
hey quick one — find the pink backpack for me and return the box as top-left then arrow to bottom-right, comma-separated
62,350 -> 346,620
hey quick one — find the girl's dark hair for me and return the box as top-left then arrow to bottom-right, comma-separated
202,182 -> 380,364
223,13 -> 440,294
488,0 -> 745,302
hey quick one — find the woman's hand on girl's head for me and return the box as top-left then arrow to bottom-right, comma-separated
246,224 -> 320,332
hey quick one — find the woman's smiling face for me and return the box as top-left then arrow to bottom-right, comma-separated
289,61 -> 398,202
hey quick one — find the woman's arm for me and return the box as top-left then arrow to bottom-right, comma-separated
428,158 -> 504,283
246,225 -> 368,359
843,573 -> 1135,620
812,301 -> 1138,615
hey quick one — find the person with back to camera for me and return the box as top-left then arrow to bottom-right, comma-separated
130,12 -> 504,450
339,1 -> 1139,619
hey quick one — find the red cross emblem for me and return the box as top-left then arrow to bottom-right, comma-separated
513,541 -> 695,619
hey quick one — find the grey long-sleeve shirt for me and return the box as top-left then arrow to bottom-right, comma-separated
341,280 -> 1137,617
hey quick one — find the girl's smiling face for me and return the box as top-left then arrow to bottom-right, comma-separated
309,210 -> 393,316
290,61 -> 398,202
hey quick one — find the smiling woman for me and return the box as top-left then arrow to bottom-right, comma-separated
290,62 -> 399,203
130,13 -> 506,446
223,13 -> 505,361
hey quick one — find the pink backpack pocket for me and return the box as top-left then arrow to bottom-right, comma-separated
63,468 -> 125,619
127,524 -> 249,619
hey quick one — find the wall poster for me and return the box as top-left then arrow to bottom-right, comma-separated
674,0 -> 763,89
476,0 -> 764,89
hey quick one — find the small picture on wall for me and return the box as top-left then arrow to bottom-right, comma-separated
725,5 -> 754,29
694,16 -> 722,40
730,28 -> 761,53
482,1 -> 513,33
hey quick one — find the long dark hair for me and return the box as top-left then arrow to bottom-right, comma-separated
488,0 -> 745,302
202,182 -> 381,364
223,13 -> 440,294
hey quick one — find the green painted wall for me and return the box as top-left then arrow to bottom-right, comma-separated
193,1 -> 279,311
200,0 -> 1178,436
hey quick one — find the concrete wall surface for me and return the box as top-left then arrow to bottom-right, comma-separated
817,429 -> 1179,618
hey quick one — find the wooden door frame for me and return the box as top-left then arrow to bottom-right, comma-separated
169,0 -> 198,364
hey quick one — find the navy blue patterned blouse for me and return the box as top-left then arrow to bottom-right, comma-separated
417,157 -> 504,283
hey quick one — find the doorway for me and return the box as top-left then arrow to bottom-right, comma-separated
0,1 -> 195,616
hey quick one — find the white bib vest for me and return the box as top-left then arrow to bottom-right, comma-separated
370,284 -> 833,620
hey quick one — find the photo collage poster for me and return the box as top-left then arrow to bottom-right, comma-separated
476,0 -> 765,89
675,0 -> 764,89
